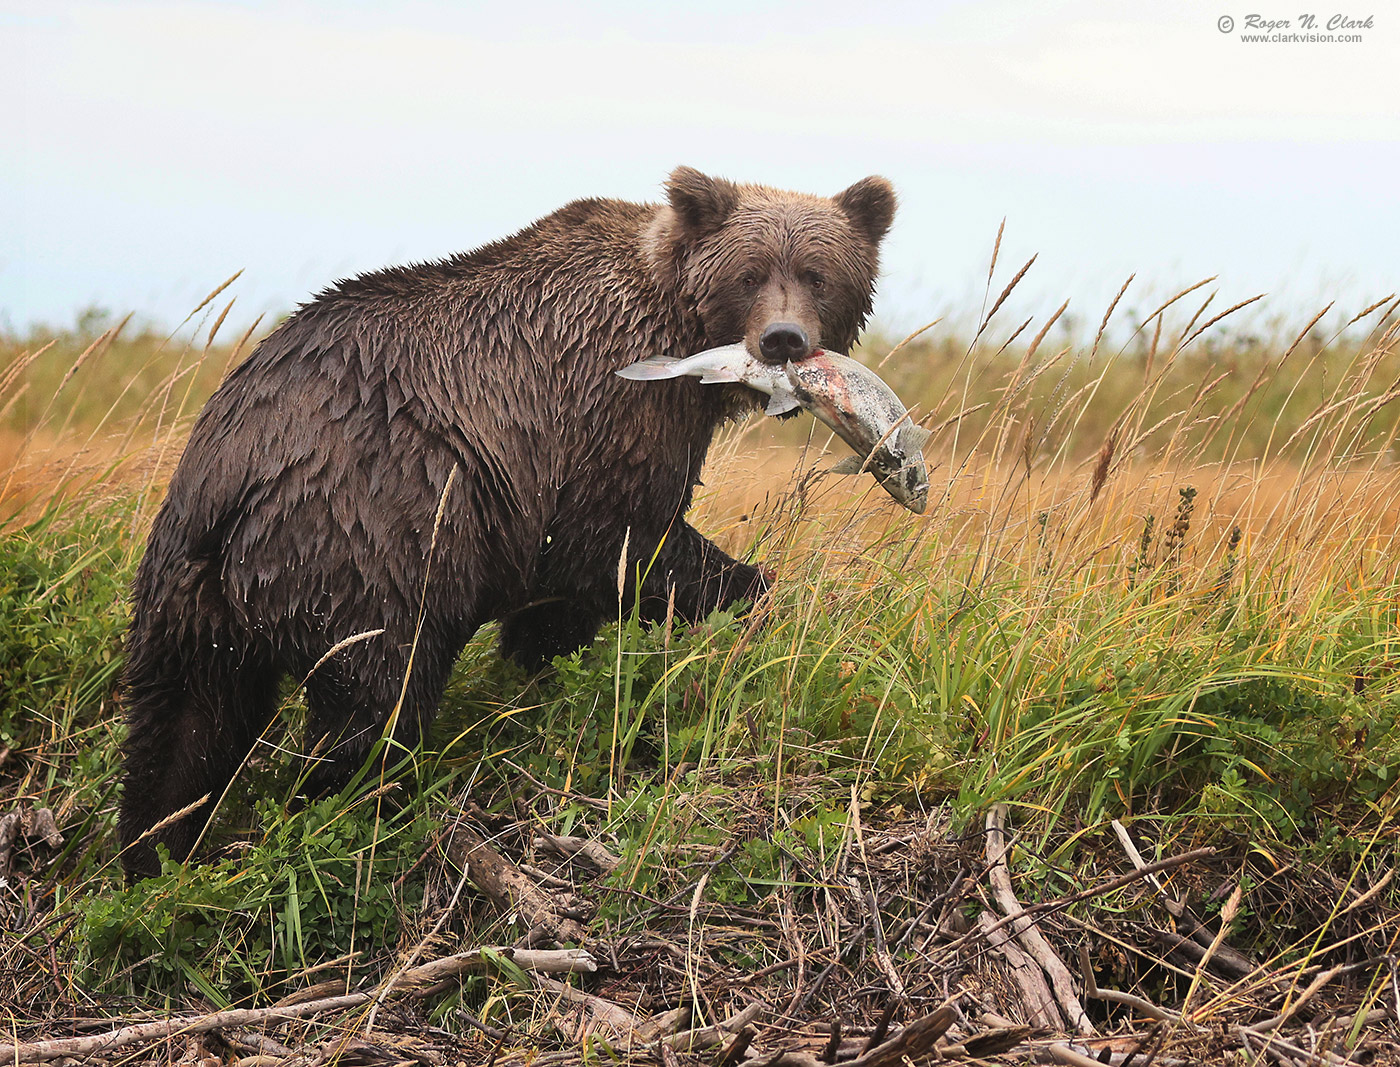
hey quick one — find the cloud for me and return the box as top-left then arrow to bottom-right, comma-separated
4,0 -> 1395,328
15,0 -> 1395,157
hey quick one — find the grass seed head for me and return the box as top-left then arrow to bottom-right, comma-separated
1088,431 -> 1117,505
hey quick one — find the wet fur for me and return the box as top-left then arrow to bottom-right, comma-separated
118,167 -> 896,878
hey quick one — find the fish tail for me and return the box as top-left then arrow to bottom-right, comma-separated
615,356 -> 684,380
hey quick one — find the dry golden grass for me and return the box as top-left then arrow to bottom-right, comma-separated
7,281 -> 1400,611
678,283 -> 1400,609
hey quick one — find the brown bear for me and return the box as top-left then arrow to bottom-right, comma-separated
118,166 -> 896,879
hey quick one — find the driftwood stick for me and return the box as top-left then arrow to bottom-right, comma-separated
503,759 -> 612,811
1252,963 -> 1346,1033
978,910 -> 1062,1029
845,876 -> 907,1000
520,863 -> 574,888
444,817 -> 588,943
414,947 -> 596,980
0,994 -> 370,1064
847,785 -> 907,1000
635,1005 -> 691,1042
1043,1047 -> 1190,1067
955,847 -> 1216,952
1148,927 -> 1247,985
859,997 -> 897,1053
660,999 -> 766,1052
534,832 -> 621,872
986,805 -> 1094,1034
821,1019 -> 842,1064
0,947 -> 594,1064
714,1026 -> 755,1066
227,1030 -> 296,1058
534,975 -> 647,1043
1238,1025 -> 1352,1067
367,854 -> 472,1031
845,1007 -> 956,1067
742,1053 -> 824,1067
1179,884 -> 1243,1024
1328,1006 -> 1391,1032
1047,1042 -> 1193,1067
944,1026 -> 1033,1059
1047,1042 -> 1114,1067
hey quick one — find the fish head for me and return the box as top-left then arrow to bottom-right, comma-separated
828,420 -> 930,513
867,439 -> 930,514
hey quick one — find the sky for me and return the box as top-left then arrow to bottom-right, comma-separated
3,0 -> 1397,339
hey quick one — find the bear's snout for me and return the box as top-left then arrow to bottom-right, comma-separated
758,322 -> 811,364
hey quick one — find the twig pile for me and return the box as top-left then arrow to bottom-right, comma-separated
4,787 -> 1399,1066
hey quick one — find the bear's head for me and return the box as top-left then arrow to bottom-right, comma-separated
646,166 -> 896,364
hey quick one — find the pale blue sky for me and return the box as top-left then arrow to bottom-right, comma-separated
3,0 -> 1397,338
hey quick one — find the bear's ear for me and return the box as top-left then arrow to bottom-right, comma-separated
834,176 -> 896,246
666,166 -> 740,238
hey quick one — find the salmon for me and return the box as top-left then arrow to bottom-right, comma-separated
617,344 -> 930,513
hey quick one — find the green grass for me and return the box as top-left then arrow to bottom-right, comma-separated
5,480 -> 1398,1002
3,283 -> 1400,1024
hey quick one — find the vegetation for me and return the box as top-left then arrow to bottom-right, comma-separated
3,268 -> 1399,1062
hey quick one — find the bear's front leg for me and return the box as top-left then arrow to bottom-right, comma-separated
638,521 -> 769,625
499,598 -> 606,670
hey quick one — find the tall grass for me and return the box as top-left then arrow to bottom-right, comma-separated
3,271 -> 1400,1005
0,279 -> 260,520
691,275 -> 1400,844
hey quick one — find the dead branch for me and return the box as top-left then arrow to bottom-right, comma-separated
1112,819 -> 1253,979
1047,1042 -> 1114,1067
0,947 -> 594,1064
535,832 -> 622,872
978,910 -> 1063,1029
951,846 -> 1217,951
1238,1024 -> 1353,1067
986,805 -> 1094,1034
843,1006 -> 956,1067
443,816 -> 589,943
1076,943 -> 1179,1022
661,999 -> 767,1052
937,1023 -> 1031,1060
534,974 -> 648,1044
0,994 -> 370,1064
846,877 -> 906,999
847,787 -> 907,1000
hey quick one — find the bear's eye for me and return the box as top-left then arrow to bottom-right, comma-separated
802,270 -> 826,293
740,271 -> 760,290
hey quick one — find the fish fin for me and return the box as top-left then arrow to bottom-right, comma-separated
830,455 -> 867,475
906,425 -> 933,449
765,392 -> 801,416
698,368 -> 743,384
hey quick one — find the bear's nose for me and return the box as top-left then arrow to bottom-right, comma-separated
759,323 -> 811,364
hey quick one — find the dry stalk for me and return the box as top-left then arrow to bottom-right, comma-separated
973,254 -> 1038,348
0,948 -> 594,1064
